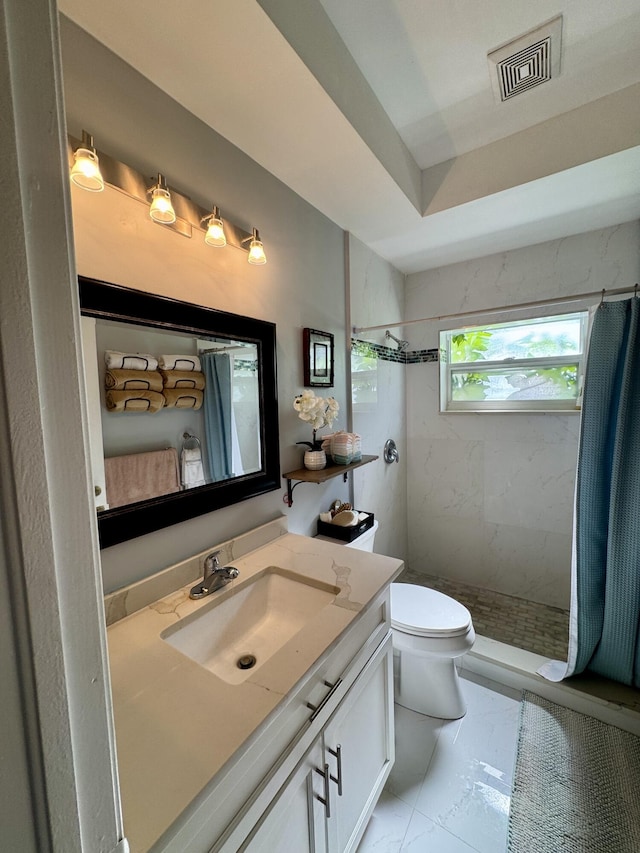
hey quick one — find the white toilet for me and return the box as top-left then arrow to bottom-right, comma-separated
390,583 -> 475,719
315,522 -> 475,720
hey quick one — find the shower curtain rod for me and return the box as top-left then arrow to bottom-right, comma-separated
352,283 -> 639,334
199,345 -> 252,354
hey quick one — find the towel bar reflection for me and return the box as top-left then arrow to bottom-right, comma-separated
182,431 -> 202,452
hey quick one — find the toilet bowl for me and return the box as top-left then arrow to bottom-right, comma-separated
314,523 -> 474,718
391,583 -> 475,719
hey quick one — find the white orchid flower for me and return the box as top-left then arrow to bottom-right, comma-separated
294,391 -> 341,445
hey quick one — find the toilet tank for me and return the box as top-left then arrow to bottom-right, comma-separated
315,520 -> 378,552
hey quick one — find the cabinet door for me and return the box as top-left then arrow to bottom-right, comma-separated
324,634 -> 394,853
240,739 -> 328,853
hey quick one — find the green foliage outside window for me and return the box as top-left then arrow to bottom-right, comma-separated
446,315 -> 585,406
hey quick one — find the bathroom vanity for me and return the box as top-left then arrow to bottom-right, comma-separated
106,520 -> 403,852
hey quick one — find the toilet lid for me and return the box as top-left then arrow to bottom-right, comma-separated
390,583 -> 472,638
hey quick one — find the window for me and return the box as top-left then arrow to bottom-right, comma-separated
351,343 -> 378,412
439,311 -> 588,412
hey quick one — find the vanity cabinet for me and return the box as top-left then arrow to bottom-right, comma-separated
110,535 -> 403,853
241,740 -> 328,853
324,635 -> 394,852
240,635 -> 394,853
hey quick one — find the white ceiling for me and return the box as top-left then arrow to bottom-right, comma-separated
318,0 -> 640,169
58,0 -> 640,273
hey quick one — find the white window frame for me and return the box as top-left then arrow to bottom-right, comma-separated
439,310 -> 589,413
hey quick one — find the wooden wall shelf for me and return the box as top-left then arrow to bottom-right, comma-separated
283,455 -> 378,506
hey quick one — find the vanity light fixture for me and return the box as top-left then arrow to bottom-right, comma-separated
148,173 -> 176,224
68,132 -> 264,257
202,206 -> 227,247
69,130 -> 104,192
245,228 -> 267,265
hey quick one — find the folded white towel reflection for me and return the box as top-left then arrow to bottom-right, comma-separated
104,350 -> 158,371
181,447 -> 206,489
158,354 -> 201,371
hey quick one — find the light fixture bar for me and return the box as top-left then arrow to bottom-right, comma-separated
67,135 -> 254,251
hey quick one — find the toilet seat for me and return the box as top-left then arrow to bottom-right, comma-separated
391,583 -> 472,638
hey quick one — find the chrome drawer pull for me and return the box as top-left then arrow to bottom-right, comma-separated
306,678 -> 342,722
315,763 -> 331,818
328,744 -> 343,796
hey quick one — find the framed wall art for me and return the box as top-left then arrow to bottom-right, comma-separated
303,327 -> 334,387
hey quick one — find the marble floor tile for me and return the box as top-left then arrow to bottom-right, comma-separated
413,679 -> 520,853
359,675 -> 521,853
357,789 -> 413,853
400,811 -> 478,853
386,704 -> 447,807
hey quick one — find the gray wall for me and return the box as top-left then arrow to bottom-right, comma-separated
61,17 -> 351,592
405,222 -> 640,608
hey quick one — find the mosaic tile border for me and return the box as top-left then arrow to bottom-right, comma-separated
352,338 -> 439,365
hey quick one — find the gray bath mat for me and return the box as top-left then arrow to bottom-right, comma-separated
508,691 -> 640,852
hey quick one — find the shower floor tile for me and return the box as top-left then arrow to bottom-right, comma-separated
398,568 -> 569,660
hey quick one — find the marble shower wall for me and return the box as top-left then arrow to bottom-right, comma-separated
404,222 -> 640,609
348,235 -> 408,563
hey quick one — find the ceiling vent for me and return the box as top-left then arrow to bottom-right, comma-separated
488,16 -> 562,102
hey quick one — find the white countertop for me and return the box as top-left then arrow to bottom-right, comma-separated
107,532 -> 403,851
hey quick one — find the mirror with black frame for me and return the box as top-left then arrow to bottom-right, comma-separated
79,276 -> 280,548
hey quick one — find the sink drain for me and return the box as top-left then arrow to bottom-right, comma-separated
237,654 -> 257,670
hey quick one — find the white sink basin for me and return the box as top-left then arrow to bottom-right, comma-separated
161,566 -> 340,684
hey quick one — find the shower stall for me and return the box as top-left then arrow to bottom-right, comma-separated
349,223 -> 640,675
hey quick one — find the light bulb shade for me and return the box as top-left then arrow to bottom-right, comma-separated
204,216 -> 226,247
149,186 -> 176,224
248,239 -> 267,265
247,229 -> 267,265
70,147 -> 104,192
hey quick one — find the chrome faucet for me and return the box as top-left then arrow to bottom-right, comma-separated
189,550 -> 239,599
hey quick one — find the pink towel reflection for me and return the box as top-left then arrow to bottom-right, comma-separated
105,447 -> 180,509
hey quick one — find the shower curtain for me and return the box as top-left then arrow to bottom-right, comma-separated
541,296 -> 640,686
202,352 -> 233,482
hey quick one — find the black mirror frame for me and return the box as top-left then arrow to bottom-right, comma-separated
79,276 -> 280,549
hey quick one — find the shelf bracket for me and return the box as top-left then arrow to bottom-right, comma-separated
284,471 -> 348,505
283,478 -> 310,507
